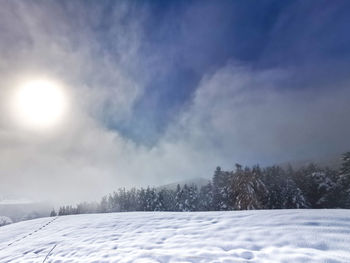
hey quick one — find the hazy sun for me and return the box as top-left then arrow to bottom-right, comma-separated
12,79 -> 67,129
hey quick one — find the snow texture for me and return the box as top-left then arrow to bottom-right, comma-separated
0,210 -> 349,262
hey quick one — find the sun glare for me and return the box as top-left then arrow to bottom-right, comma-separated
12,79 -> 67,129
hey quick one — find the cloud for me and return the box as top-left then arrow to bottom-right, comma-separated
0,1 -> 146,203
168,64 -> 350,166
0,1 -> 349,205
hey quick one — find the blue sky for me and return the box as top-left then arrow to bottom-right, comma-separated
0,0 -> 350,202
95,0 -> 350,144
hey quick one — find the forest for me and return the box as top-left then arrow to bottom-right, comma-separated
54,152 -> 350,216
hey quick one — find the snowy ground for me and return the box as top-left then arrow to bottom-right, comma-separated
0,210 -> 349,263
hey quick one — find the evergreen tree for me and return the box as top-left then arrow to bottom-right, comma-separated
338,152 -> 350,208
293,164 -> 338,208
262,166 -> 286,208
160,189 -> 176,211
137,188 -> 147,211
213,167 -> 233,210
263,166 -> 307,209
198,182 -> 214,211
58,206 -> 65,216
107,194 -> 115,212
308,171 -> 336,208
50,209 -> 57,217
155,189 -> 166,211
126,188 -> 138,211
180,184 -> 199,211
175,184 -> 183,211
145,187 -> 157,211
282,178 -> 307,209
232,166 -> 267,210
100,196 -> 108,213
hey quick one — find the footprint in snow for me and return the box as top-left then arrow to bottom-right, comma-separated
240,251 -> 254,260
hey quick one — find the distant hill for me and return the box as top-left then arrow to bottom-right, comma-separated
157,177 -> 210,191
0,200 -> 52,223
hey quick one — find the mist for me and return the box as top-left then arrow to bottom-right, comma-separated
0,0 -> 350,205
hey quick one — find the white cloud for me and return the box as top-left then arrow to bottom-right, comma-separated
0,1 -> 145,203
167,64 -> 350,167
0,1 -> 349,205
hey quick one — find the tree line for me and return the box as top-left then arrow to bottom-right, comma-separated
52,152 -> 350,216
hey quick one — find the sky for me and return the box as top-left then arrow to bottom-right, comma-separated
0,0 -> 350,204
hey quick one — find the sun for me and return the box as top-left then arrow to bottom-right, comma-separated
12,79 -> 67,129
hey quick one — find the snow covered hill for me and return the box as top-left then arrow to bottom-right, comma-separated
0,210 -> 349,263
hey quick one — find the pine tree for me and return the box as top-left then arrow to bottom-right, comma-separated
213,167 -> 233,210
58,206 -> 65,216
338,152 -> 350,208
175,184 -> 183,211
263,166 -> 307,209
100,196 -> 108,213
232,166 -> 267,210
137,188 -> 147,211
161,189 -> 176,211
50,209 -> 57,217
198,182 -> 214,211
145,187 -> 157,211
212,166 -> 222,210
340,152 -> 350,175
155,189 -> 166,211
282,177 -> 307,209
126,188 -> 138,211
309,171 -> 336,208
182,184 -> 191,211
181,184 -> 199,211
292,163 -> 339,208
262,166 -> 285,208
107,194 -> 115,212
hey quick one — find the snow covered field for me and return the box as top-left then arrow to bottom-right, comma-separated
0,210 -> 349,263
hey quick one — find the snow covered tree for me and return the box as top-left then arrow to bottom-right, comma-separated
125,188 -> 138,211
137,188 -> 147,211
145,187 -> 157,211
263,166 -> 307,209
100,196 -> 108,213
198,182 -> 214,211
58,206 -> 65,216
155,189 -> 166,211
160,189 -> 176,211
50,209 -> 57,217
117,188 -> 127,212
261,166 -> 286,208
282,178 -> 307,209
340,152 -> 350,175
212,167 -> 233,210
338,152 -> 350,208
176,184 -> 192,211
175,184 -> 184,211
293,164 -> 337,208
181,184 -> 199,211
307,171 -> 336,208
232,166 -> 267,210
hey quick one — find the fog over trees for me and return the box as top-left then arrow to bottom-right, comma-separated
55,152 -> 350,216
